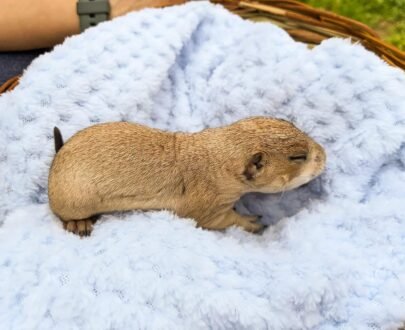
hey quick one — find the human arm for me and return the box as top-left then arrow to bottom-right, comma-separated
0,0 -> 185,51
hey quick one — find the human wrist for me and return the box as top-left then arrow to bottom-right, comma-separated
109,0 -> 143,19
109,0 -> 186,19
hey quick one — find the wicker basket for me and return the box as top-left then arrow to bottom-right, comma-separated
0,0 -> 404,94
0,75 -> 20,94
212,0 -> 405,69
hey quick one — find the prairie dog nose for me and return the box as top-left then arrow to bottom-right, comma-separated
310,144 -> 326,177
314,152 -> 323,163
310,143 -> 326,163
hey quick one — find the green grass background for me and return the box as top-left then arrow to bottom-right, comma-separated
301,0 -> 405,50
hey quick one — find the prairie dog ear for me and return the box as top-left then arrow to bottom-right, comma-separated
243,152 -> 265,181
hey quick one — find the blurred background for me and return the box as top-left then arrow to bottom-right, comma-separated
302,0 -> 405,50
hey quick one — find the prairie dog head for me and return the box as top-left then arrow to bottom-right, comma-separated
228,117 -> 326,193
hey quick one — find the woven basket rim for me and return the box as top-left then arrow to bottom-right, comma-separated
212,0 -> 405,70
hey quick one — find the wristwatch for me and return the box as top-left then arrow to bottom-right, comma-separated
77,0 -> 111,32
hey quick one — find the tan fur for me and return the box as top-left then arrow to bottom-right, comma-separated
48,116 -> 326,236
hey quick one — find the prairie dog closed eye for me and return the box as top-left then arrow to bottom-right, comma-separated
48,116 -> 326,236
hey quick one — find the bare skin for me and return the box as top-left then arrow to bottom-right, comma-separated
0,0 -> 185,51
48,117 -> 326,237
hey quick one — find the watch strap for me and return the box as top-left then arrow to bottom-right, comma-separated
77,0 -> 110,32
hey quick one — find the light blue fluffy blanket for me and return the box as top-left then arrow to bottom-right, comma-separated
1,2 -> 405,329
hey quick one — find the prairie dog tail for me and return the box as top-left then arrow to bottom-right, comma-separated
53,127 -> 64,153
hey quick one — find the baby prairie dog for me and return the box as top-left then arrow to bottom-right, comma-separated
48,116 -> 326,236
